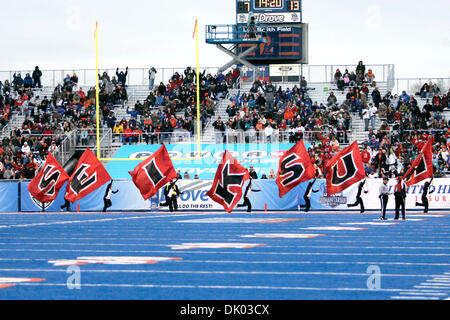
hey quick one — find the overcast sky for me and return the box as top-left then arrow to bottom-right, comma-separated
0,0 -> 449,79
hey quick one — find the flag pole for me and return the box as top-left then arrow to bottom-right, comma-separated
194,19 -> 201,159
95,21 -> 101,160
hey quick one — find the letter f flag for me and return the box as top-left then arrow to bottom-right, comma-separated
276,141 -> 316,198
325,141 -> 365,196
28,153 -> 69,203
129,145 -> 177,200
207,150 -> 250,213
65,149 -> 112,204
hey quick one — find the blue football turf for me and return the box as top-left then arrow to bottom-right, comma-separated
0,211 -> 449,300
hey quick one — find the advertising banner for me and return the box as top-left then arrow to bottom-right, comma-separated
0,182 -> 19,212
159,179 -> 450,213
237,12 -> 301,24
106,143 -> 302,181
20,181 -> 159,213
1,178 -> 448,213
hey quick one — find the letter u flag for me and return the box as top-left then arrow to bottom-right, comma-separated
129,144 -> 177,200
325,141 -> 365,196
28,153 -> 69,203
207,150 -> 250,213
65,148 -> 112,204
276,140 -> 316,198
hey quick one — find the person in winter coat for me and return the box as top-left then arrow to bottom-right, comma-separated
32,66 -> 43,88
23,74 -> 33,88
116,67 -> 128,87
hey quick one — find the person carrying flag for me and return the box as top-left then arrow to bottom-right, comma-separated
415,177 -> 434,213
299,174 -> 320,213
347,177 -> 369,213
237,179 -> 261,213
394,177 -> 407,220
103,180 -> 119,212
161,179 -> 183,212
60,192 -> 71,212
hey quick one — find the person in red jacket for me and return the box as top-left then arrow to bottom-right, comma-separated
122,126 -> 133,145
361,147 -> 371,166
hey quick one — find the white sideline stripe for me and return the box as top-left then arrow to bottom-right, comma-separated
391,296 -> 439,300
2,237 -> 449,244
0,248 -> 449,256
1,242 -> 449,251
398,292 -> 447,296
415,286 -> 450,289
1,258 -> 449,267
16,282 -> 446,294
0,268 -> 443,278
427,279 -> 450,283
0,214 -> 202,228
429,278 -> 450,281
427,279 -> 450,287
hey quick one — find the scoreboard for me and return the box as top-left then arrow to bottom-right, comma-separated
236,0 -> 308,64
236,0 -> 302,24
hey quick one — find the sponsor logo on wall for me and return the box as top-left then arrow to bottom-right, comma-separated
318,184 -> 347,208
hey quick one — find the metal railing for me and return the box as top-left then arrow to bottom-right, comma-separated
0,67 -> 220,89
0,64 -> 396,89
205,24 -> 268,44
393,78 -> 450,95
214,129 -> 351,145
111,130 -> 195,145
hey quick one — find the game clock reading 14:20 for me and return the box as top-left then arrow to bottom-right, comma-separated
255,0 -> 283,8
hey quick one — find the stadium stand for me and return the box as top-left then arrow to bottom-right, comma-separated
0,64 -> 449,181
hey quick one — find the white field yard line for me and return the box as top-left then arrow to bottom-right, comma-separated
13,281 -> 450,295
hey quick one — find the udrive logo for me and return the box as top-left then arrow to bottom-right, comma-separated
256,13 -> 285,23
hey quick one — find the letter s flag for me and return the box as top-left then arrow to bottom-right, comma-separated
28,152 -> 69,203
276,140 -> 316,198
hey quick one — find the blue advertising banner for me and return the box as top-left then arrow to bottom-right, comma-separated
106,143 -> 303,180
2,178 -> 448,213
20,181 -> 159,212
0,182 -> 19,212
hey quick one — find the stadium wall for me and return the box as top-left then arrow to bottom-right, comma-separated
0,179 -> 449,213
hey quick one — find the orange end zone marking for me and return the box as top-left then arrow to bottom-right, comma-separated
0,284 -> 15,289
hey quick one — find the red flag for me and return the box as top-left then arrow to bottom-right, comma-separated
28,153 -> 69,203
325,141 -> 365,196
276,141 -> 316,198
403,139 -> 434,186
129,145 -> 177,200
65,149 -> 111,204
207,150 -> 250,213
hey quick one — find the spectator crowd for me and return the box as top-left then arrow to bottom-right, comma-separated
0,62 -> 449,181
0,65 -> 237,179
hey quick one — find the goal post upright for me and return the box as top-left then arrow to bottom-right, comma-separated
95,20 -> 203,162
